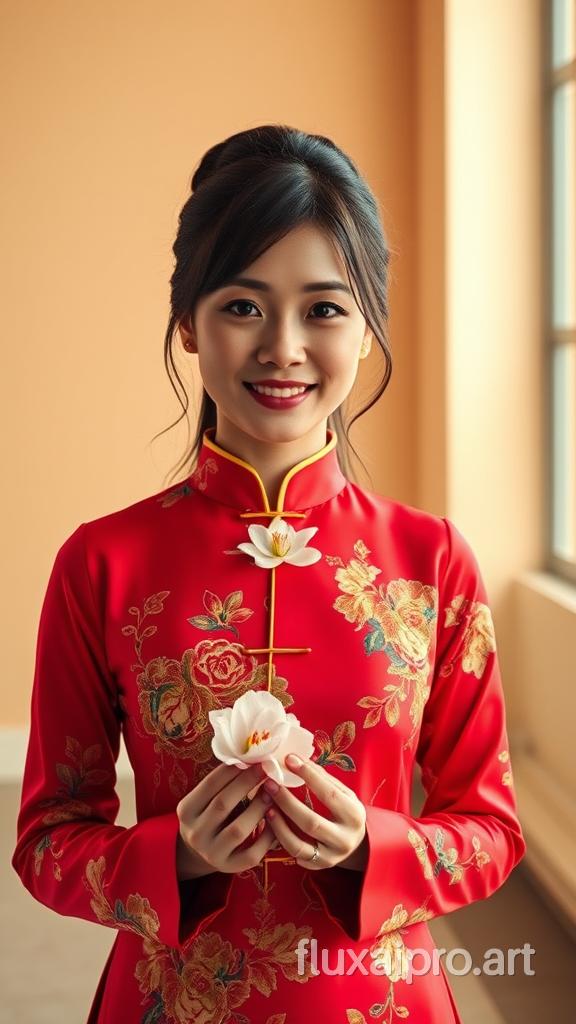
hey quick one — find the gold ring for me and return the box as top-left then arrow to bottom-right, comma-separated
309,841 -> 320,864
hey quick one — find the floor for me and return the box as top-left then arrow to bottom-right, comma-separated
2,777 -> 575,1023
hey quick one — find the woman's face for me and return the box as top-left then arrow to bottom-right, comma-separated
178,222 -> 372,453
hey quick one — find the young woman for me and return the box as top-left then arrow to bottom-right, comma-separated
12,124 -> 526,1024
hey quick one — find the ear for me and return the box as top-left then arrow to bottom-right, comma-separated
177,314 -> 198,354
360,328 -> 373,359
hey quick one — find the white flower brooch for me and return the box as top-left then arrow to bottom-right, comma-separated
236,515 -> 321,568
208,689 -> 315,787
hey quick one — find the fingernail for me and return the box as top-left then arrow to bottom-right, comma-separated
285,753 -> 302,767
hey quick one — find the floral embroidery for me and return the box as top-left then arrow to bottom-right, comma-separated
188,589 -> 254,637
83,856 -> 316,1024
439,595 -> 496,679
190,456 -> 218,492
157,481 -> 193,508
37,736 -> 111,825
34,736 -> 112,881
122,591 -> 293,800
498,749 -> 513,786
314,720 -> 357,771
236,516 -> 321,568
37,740 -> 108,825
326,541 -> 438,749
346,899 -> 433,1022
407,827 -> 490,884
33,835 -> 64,881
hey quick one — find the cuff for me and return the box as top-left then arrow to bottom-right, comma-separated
134,811 -> 234,950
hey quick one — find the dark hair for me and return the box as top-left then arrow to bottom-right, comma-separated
151,124 -> 393,487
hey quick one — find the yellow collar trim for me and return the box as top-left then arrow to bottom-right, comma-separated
202,427 -> 339,513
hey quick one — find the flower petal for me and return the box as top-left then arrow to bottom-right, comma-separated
285,526 -> 319,555
228,690 -> 287,757
269,516 -> 290,537
238,544 -> 284,568
208,708 -> 239,762
261,757 -> 284,785
211,737 -> 244,765
247,524 -> 274,555
228,691 -> 260,749
273,723 -> 315,786
236,543 -> 283,568
279,767 -> 307,787
285,546 -> 322,566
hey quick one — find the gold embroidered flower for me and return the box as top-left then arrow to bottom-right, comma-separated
236,516 -> 321,568
208,689 -> 314,787
369,900 -> 433,982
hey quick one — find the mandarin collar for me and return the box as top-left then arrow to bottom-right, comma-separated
187,427 -> 347,514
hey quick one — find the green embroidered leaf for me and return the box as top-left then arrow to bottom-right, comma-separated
187,615 -> 220,631
364,627 -> 385,655
114,899 -> 127,919
142,995 -> 165,1024
384,643 -> 407,667
331,753 -> 356,771
149,683 -> 176,721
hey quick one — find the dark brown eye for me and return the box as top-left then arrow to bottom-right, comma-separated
310,302 -> 346,319
222,300 -> 259,317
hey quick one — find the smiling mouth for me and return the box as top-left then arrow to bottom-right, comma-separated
239,385 -> 315,395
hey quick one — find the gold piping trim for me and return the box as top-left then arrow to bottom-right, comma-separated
202,426 -> 338,513
263,564 -> 277,897
241,646 -> 311,654
239,511 -> 307,519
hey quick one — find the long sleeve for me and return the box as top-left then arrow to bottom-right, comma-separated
310,515 -> 527,943
11,523 -> 233,951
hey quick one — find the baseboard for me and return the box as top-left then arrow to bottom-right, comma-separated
514,751 -> 576,929
0,727 -> 134,783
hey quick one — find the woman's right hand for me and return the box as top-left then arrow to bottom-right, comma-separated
175,762 -> 278,880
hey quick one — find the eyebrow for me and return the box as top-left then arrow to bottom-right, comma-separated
221,275 -> 353,296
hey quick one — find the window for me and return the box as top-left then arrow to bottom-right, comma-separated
547,0 -> 576,583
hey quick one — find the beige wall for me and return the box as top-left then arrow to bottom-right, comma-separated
1,0 -> 418,726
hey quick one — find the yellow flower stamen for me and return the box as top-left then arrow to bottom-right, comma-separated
243,729 -> 271,753
270,530 -> 291,557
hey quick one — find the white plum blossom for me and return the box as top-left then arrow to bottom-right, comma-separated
208,689 -> 315,787
236,516 -> 321,569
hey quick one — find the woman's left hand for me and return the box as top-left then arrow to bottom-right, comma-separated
261,752 -> 368,871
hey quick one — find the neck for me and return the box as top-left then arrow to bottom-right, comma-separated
213,418 -> 330,508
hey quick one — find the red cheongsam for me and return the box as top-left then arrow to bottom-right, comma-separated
12,426 -> 527,1023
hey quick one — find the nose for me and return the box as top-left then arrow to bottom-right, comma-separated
256,317 -> 306,367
